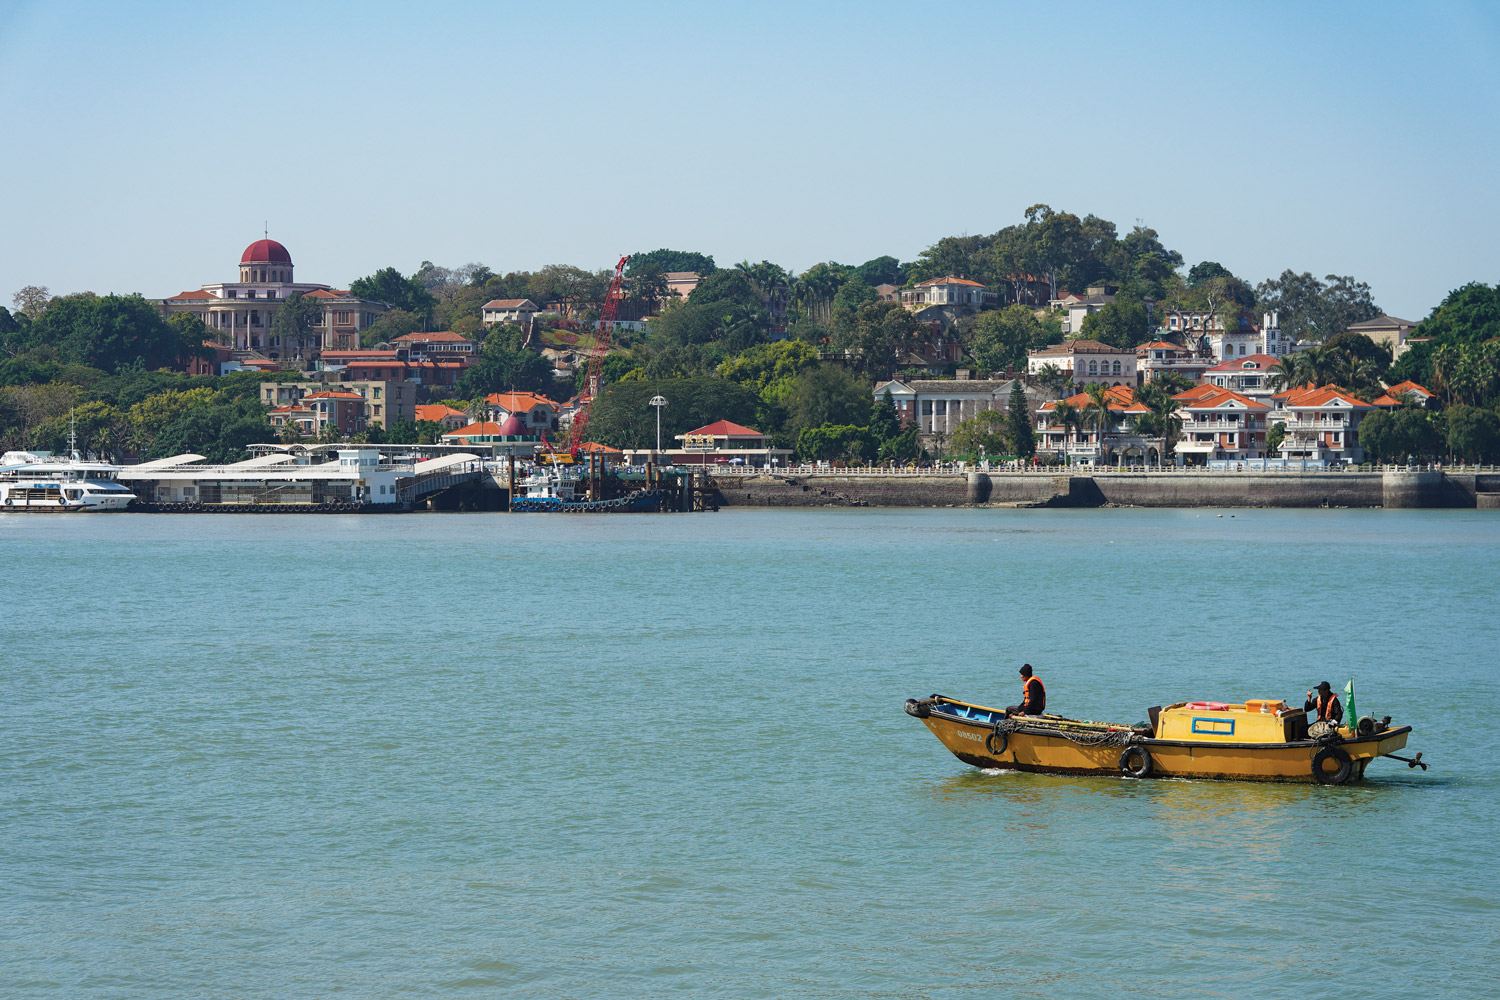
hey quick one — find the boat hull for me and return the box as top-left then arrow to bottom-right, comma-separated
910,698 -> 1412,784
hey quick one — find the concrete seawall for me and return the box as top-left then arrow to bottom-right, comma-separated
711,471 -> 1492,509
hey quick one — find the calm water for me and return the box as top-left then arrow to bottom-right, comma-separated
1,508 -> 1497,998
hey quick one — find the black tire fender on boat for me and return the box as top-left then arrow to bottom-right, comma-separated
986,727 -> 1007,755
903,698 -> 930,719
1312,745 -> 1354,785
1119,745 -> 1153,779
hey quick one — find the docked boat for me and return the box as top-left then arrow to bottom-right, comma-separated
904,694 -> 1423,784
511,465 -> 668,512
0,451 -> 137,511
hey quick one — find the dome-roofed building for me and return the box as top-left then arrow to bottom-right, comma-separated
160,236 -> 391,364
239,239 -> 295,283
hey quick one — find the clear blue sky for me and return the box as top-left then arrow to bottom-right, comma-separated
2,0 -> 1497,321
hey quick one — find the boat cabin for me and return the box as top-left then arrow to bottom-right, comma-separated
1153,700 -> 1310,743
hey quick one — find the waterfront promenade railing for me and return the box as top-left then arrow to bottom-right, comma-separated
699,463 -> 1500,477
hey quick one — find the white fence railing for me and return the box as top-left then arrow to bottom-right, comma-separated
703,463 -> 1500,477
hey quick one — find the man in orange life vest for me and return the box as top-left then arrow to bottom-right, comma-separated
1006,664 -> 1046,717
1304,681 -> 1343,725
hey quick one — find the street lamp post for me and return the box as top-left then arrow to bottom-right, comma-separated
649,395 -> 667,459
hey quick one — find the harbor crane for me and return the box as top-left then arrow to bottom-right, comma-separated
563,254 -> 631,456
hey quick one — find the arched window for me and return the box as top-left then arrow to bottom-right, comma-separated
1088,360 -> 1098,375
1112,360 -> 1121,375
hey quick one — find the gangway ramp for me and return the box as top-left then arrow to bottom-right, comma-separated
400,453 -> 483,503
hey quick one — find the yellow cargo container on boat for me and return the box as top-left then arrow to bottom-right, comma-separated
904,695 -> 1424,784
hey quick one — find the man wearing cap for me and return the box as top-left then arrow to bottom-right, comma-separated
1006,664 -> 1046,717
1304,681 -> 1343,726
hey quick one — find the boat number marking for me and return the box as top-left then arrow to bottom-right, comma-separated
955,730 -> 983,743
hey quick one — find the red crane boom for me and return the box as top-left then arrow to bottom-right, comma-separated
565,254 -> 630,454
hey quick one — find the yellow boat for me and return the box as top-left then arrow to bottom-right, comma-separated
904,694 -> 1424,784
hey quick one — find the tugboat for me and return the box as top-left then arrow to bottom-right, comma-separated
510,463 -> 668,512
904,694 -> 1424,784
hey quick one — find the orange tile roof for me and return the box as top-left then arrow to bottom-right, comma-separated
1387,380 -> 1433,398
1372,394 -> 1401,407
394,330 -> 472,343
304,390 -> 364,400
414,404 -> 467,422
167,289 -> 219,300
441,421 -> 508,438
1040,385 -> 1136,411
683,420 -> 765,437
1173,384 -> 1226,403
1275,384 -> 1373,408
483,298 -> 539,309
915,276 -> 986,287
1136,340 -> 1181,352
484,391 -> 558,411
1204,353 -> 1280,373
578,441 -> 623,453
1179,387 -> 1270,411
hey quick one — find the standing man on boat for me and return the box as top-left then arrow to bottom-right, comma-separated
1006,664 -> 1046,717
1305,681 -> 1343,725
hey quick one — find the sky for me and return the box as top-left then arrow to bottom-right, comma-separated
1,0 -> 1497,321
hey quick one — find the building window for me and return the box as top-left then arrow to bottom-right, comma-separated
1112,360 -> 1121,375
1088,360 -> 1098,375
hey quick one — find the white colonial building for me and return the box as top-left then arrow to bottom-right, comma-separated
160,239 -> 390,361
874,377 -> 1027,441
1027,339 -> 1137,387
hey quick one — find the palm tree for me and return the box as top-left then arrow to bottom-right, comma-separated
1133,382 -> 1183,466
1268,356 -> 1302,393
1048,401 -> 1080,461
1084,382 -> 1116,457
1036,362 -> 1071,398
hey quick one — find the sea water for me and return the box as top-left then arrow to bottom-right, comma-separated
1,508 -> 1496,998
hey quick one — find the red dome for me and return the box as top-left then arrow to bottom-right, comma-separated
241,239 -> 292,264
497,415 -> 527,436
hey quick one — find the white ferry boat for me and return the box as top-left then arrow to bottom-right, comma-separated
0,451 -> 137,511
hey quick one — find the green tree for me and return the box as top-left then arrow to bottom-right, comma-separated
1083,382 -> 1117,443
1255,271 -> 1379,342
795,424 -> 873,462
145,397 -> 273,463
1007,380 -> 1035,459
1131,381 -> 1183,463
1445,405 -> 1500,462
1049,401 -> 1082,458
1078,296 -> 1149,350
827,300 -> 923,377
585,376 -> 760,449
349,267 -> 437,318
457,341 -> 555,397
831,276 -> 877,311
269,291 -> 325,358
1267,421 -> 1285,457
626,249 -> 716,277
968,304 -> 1060,373
784,365 -> 872,436
852,256 -> 906,288
25,294 -> 197,374
950,409 -> 1009,459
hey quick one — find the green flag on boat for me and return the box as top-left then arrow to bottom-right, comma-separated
1343,678 -> 1357,731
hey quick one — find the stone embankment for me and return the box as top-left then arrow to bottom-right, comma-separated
710,471 -> 1500,509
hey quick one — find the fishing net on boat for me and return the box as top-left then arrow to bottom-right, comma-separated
998,717 -> 1135,748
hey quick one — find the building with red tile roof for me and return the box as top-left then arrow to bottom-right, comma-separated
1203,353 -> 1282,399
484,392 -> 559,433
159,238 -> 392,362
1028,339 -> 1138,387
414,404 -> 470,430
618,419 -> 791,468
900,276 -> 998,312
1269,384 -> 1377,463
1173,386 -> 1273,464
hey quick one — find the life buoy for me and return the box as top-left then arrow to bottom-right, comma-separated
986,727 -> 1007,755
3,498 -> 11,506
1312,746 -> 1353,785
1119,746 -> 1153,778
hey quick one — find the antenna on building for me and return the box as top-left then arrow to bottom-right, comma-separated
264,221 -> 269,239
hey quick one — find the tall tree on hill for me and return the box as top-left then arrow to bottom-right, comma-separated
626,250 -> 716,277
1084,382 -> 1116,445
1007,381 -> 1035,459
